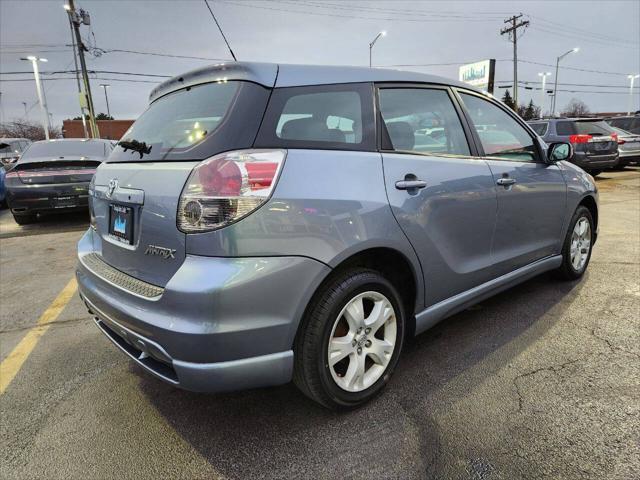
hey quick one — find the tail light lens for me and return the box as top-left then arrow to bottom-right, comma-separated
88,174 -> 97,230
618,138 -> 626,145
177,149 -> 286,233
569,134 -> 592,144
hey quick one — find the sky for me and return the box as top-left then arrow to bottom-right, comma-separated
1,0 -> 639,127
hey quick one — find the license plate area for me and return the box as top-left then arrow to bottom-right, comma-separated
109,204 -> 134,245
53,196 -> 78,208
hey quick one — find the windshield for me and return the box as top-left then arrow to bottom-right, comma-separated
114,81 -> 239,161
22,141 -> 108,159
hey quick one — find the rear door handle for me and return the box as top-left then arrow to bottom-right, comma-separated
496,177 -> 517,186
395,180 -> 427,190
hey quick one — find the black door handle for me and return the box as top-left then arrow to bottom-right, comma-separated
496,177 -> 517,186
395,180 -> 427,190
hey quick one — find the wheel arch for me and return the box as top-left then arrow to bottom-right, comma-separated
294,247 -> 422,348
578,194 -> 598,231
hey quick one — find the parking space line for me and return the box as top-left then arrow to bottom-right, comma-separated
0,278 -> 78,395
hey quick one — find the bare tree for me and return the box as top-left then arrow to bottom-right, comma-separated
0,119 -> 61,141
561,98 -> 591,117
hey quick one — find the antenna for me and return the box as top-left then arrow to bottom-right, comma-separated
203,0 -> 237,61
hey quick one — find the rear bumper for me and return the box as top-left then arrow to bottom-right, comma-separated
76,228 -> 330,393
618,151 -> 640,165
570,152 -> 619,170
6,181 -> 89,213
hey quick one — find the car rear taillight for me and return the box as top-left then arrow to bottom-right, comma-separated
177,149 -> 286,233
88,174 -> 97,230
5,171 -> 18,179
618,138 -> 626,145
569,134 -> 592,144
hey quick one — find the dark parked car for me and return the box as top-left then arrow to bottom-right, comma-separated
5,138 -> 113,224
528,118 -> 619,175
605,114 -> 640,135
77,62 -> 597,409
0,138 -> 31,167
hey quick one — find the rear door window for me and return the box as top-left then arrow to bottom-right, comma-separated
377,87 -> 470,156
255,83 -> 375,151
556,121 -> 575,136
459,92 -> 540,162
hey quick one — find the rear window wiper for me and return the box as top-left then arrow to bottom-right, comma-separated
118,139 -> 152,159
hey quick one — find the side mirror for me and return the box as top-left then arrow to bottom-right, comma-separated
548,142 -> 572,162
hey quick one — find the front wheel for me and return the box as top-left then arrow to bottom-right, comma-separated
555,206 -> 595,280
293,268 -> 405,410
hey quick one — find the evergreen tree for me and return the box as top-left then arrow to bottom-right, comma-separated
501,90 -> 515,110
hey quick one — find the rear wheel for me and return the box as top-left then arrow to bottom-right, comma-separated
555,206 -> 594,280
12,213 -> 37,225
293,268 -> 405,410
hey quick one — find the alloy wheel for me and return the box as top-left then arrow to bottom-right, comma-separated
570,217 -> 591,271
327,291 -> 397,392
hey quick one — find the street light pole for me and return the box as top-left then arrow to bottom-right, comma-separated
369,31 -> 386,68
538,72 -> 551,118
21,56 -> 50,140
100,84 -> 112,139
551,47 -> 579,117
627,74 -> 639,115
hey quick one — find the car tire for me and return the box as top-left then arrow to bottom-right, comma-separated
588,169 -> 602,177
555,205 -> 595,281
293,268 -> 405,410
12,213 -> 37,225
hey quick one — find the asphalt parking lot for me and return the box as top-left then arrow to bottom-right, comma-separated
1,168 -> 638,480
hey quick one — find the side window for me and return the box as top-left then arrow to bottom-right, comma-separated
378,88 -> 470,156
459,92 -> 540,162
529,122 -> 548,136
256,83 -> 375,150
556,121 -> 575,136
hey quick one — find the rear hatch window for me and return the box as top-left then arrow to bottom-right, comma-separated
108,81 -> 270,162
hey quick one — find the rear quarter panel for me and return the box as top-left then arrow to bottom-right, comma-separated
185,149 -> 425,309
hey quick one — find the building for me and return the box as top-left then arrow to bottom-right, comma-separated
62,119 -> 134,140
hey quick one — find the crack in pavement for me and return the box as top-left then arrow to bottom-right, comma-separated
0,317 -> 88,335
512,356 -> 585,413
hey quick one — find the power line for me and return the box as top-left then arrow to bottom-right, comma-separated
219,0 -> 505,23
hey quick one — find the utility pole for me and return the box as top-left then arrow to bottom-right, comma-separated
65,1 -> 99,138
66,5 -> 88,138
500,14 -> 529,110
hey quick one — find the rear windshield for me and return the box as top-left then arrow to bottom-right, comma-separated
109,80 -> 271,162
22,141 -> 108,159
575,120 -> 614,136
529,122 -> 548,136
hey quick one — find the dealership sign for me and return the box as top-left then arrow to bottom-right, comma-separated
459,59 -> 496,94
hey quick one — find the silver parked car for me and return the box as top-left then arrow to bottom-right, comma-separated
77,62 -> 598,409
